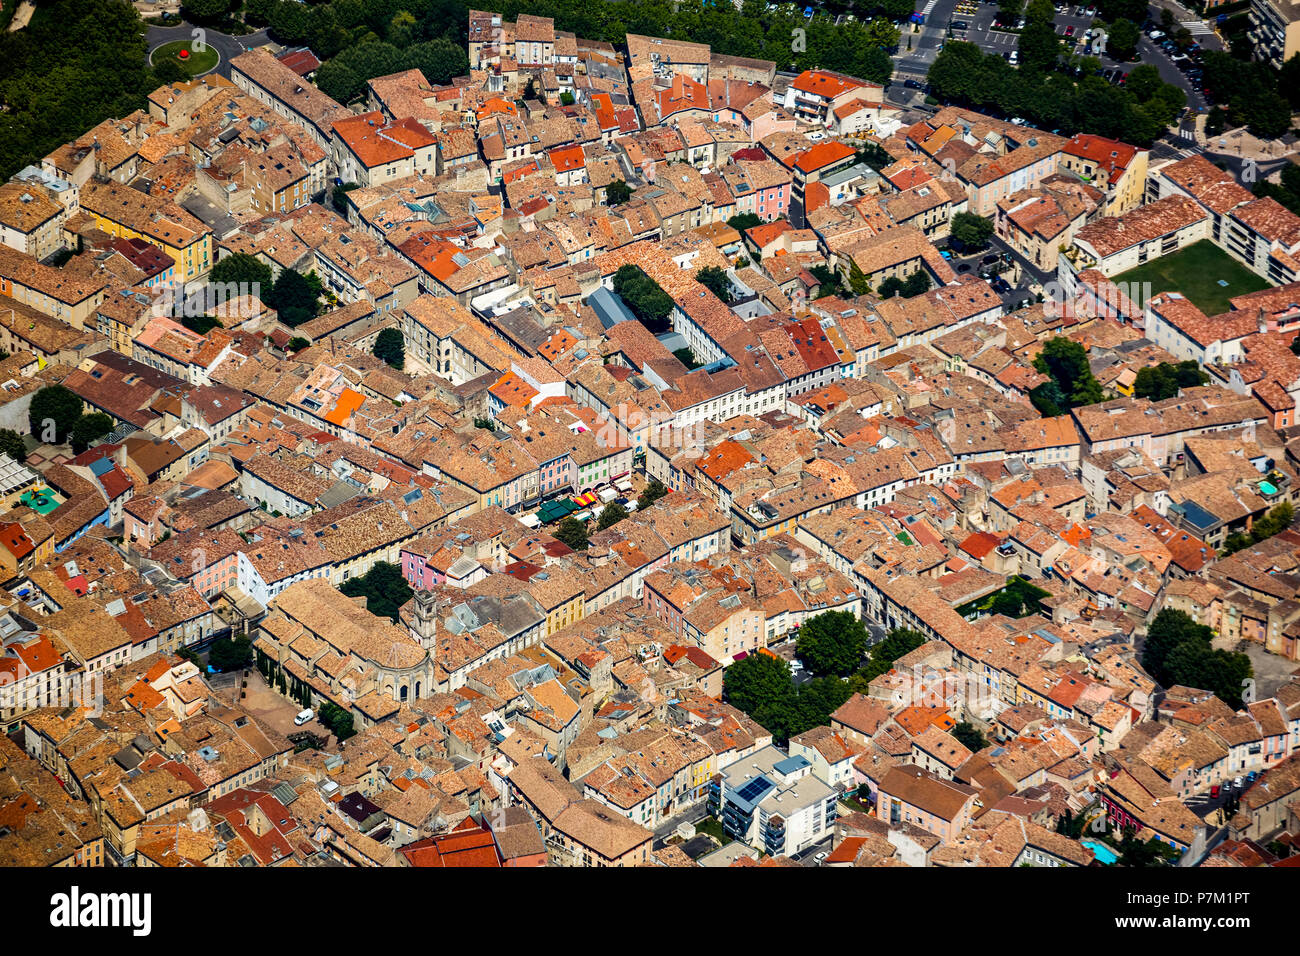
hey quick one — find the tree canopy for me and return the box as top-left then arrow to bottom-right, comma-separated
606,179 -> 633,205
613,265 -> 675,334
30,385 -> 84,445
1141,608 -> 1253,709
0,0 -> 197,180
1132,361 -> 1208,401
0,429 -> 26,462
373,328 -> 406,370
1031,337 -> 1104,416
696,266 -> 734,304
926,39 -> 1186,147
596,501 -> 629,531
70,413 -> 114,455
266,269 -> 323,327
210,253 -> 273,296
553,517 -> 589,551
797,610 -> 868,677
950,212 -> 995,251
722,653 -> 852,744
338,562 -> 413,623
636,479 -> 669,512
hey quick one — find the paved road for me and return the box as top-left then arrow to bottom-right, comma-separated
144,22 -> 270,78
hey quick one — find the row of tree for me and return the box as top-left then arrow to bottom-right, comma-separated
1199,51 -> 1296,141
927,39 -> 1188,147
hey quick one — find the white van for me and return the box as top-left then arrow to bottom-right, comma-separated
294,708 -> 314,726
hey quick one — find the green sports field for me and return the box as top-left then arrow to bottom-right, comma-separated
1111,240 -> 1270,317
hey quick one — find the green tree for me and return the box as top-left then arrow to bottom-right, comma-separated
950,212 -> 995,251
267,269 -> 321,327
847,259 -> 871,296
865,18 -> 900,49
29,385 -> 83,444
373,327 -> 405,369
596,501 -> 629,531
696,266 -> 734,304
636,479 -> 669,511
727,213 -> 763,232
182,0 -> 231,21
553,516 -> 589,551
723,652 -> 798,739
1033,337 -> 1103,408
1250,501 -> 1294,542
878,275 -> 904,299
0,428 -> 27,461
1107,18 -> 1140,61
287,336 -> 310,352
901,270 -> 931,297
1142,607 -> 1253,708
338,561 -> 413,622
181,314 -> 223,336
851,627 -> 926,689
951,721 -> 987,752
606,179 -> 633,205
331,182 -> 361,215
1018,18 -> 1062,73
70,412 -> 113,455
797,610 -> 868,677
403,37 -> 470,84
209,253 -> 273,295
612,264 -> 675,333
1133,361 -> 1207,400
809,264 -> 843,298
209,635 -> 253,672
319,701 -> 356,741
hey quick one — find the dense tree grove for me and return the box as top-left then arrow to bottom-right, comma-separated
1141,609 -> 1253,709
1199,51 -> 1295,141
0,0 -> 197,180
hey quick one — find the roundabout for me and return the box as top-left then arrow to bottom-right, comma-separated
149,38 -> 221,77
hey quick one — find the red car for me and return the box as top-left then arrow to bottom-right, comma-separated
1064,25 -> 1074,36
1210,784 -> 1221,798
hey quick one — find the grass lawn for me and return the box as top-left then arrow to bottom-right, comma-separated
1112,240 -> 1270,317
150,39 -> 221,77
694,816 -> 732,845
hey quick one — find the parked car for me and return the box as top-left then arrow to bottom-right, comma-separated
1233,776 -> 1244,789
814,851 -> 829,864
294,708 -> 314,726
1247,771 -> 1259,782
1064,24 -> 1074,36
1008,49 -> 1019,64
904,77 -> 925,89
1210,784 -> 1221,798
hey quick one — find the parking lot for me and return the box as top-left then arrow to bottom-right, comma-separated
890,1 -> 1211,114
